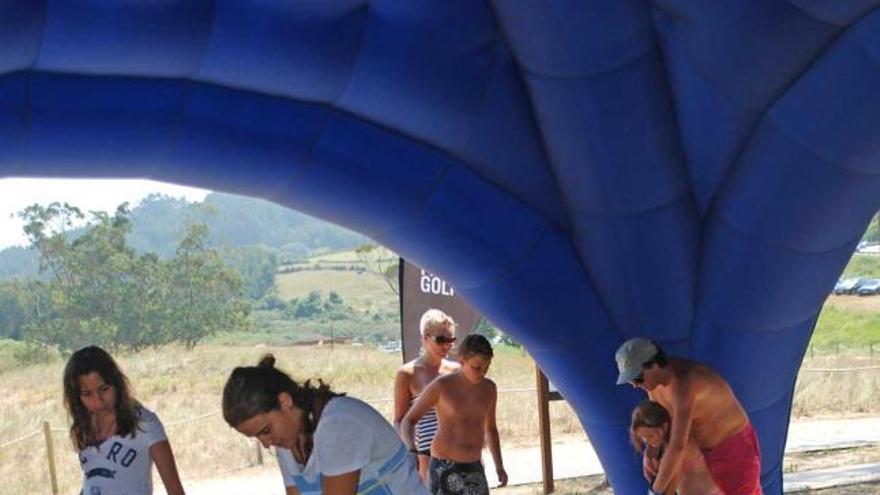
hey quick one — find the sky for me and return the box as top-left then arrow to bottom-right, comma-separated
0,179 -> 211,249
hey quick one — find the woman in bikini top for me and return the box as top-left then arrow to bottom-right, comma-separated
393,309 -> 460,484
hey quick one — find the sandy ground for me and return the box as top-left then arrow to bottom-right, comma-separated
785,445 -> 880,473
496,479 -> 880,494
810,481 -> 880,494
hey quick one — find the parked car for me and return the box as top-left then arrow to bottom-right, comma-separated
834,277 -> 865,295
856,279 -> 880,296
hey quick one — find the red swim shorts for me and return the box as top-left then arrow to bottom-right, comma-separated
701,422 -> 763,495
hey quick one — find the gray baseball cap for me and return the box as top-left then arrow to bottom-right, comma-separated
615,337 -> 658,385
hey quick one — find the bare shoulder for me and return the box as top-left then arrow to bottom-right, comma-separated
483,377 -> 498,393
685,360 -> 726,386
397,359 -> 417,377
435,372 -> 458,386
673,359 -> 726,397
669,360 -> 700,398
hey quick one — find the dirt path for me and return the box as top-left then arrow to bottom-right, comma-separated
825,294 -> 880,312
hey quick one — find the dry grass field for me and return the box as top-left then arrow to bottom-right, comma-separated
793,353 -> 880,417
275,269 -> 397,314
0,343 -> 585,494
1,341 -> 877,494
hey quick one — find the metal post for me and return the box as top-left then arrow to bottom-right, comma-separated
43,421 -> 59,495
536,365 -> 554,494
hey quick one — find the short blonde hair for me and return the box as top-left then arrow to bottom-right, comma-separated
419,308 -> 456,337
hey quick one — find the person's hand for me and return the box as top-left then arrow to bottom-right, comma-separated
496,467 -> 508,487
407,445 -> 418,456
642,451 -> 659,482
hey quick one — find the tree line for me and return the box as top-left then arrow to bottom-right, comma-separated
0,203 -> 250,352
0,192 -> 368,282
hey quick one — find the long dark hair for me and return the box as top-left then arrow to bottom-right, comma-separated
222,354 -> 342,459
629,400 -> 670,453
63,346 -> 140,450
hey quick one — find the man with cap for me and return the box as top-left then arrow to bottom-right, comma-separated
616,338 -> 762,495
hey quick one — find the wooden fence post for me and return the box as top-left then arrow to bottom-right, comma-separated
536,365 -> 554,494
43,420 -> 59,495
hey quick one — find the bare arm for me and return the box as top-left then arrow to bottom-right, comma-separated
667,467 -> 683,495
286,486 -> 302,495
322,470 -> 360,495
150,440 -> 186,495
642,444 -> 661,482
393,367 -> 413,434
483,383 -> 507,487
652,388 -> 694,494
400,379 -> 443,452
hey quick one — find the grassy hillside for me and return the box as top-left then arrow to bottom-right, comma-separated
306,250 -> 366,264
271,249 -> 880,350
819,252 -> 880,351
814,302 -> 880,350
842,253 -> 880,278
276,258 -> 397,315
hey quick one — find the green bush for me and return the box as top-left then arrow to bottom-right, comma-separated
0,339 -> 57,372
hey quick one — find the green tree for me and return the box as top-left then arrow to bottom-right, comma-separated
118,252 -> 170,350
278,242 -> 310,263
355,243 -> 399,295
18,203 -> 251,351
328,291 -> 343,305
474,317 -> 498,341
287,290 -> 323,319
0,280 -> 51,340
0,246 -> 40,281
166,222 -> 250,348
223,244 -> 279,301
19,203 -> 135,350
862,212 -> 880,243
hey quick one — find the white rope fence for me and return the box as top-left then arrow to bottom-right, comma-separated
1,372 -> 869,449
801,365 -> 880,372
0,429 -> 41,450
165,409 -> 222,427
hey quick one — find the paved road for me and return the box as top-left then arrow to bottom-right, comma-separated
480,416 -> 880,486
786,417 -> 880,452
159,416 -> 880,495
784,463 -> 880,492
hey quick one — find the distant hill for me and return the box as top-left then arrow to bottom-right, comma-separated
0,193 -> 367,281
128,193 -> 367,257
0,246 -> 40,281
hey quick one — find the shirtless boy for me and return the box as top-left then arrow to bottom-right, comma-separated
615,337 -> 762,495
401,334 -> 507,495
394,309 -> 460,483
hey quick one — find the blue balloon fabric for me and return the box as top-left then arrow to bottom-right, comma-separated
2,2 -> 880,493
